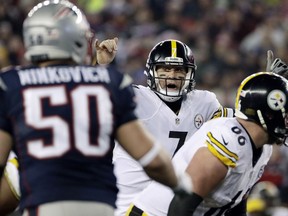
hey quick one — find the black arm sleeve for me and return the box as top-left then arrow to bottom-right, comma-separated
225,198 -> 247,216
167,192 -> 203,216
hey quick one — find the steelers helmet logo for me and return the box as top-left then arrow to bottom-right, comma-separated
267,90 -> 286,110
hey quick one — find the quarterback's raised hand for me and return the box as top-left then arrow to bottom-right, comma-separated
92,37 -> 118,65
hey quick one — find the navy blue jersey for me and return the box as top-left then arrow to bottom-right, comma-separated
0,65 -> 137,210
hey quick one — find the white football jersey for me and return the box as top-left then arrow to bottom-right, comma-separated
113,85 -> 234,216
131,117 -> 273,216
4,151 -> 20,199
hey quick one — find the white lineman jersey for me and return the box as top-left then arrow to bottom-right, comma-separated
132,117 -> 273,216
113,85 -> 234,216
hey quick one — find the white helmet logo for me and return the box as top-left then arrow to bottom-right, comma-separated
267,90 -> 286,110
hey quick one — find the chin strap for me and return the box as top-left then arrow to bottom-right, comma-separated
257,110 -> 267,130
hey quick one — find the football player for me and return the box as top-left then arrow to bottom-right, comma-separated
113,39 -> 234,216
1,34 -> 120,216
0,1 -> 191,216
127,72 -> 288,216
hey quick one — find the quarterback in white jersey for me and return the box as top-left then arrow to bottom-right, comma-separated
127,72 -> 288,216
113,39 -> 234,216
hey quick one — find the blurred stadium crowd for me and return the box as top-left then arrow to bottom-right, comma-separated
1,0 -> 288,214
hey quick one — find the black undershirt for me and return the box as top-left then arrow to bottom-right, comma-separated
162,97 -> 183,114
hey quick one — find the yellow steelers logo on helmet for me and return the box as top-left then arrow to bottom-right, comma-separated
267,89 -> 286,111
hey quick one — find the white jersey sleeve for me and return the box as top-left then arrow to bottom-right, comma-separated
4,151 -> 20,200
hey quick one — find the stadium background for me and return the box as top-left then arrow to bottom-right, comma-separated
1,0 -> 288,215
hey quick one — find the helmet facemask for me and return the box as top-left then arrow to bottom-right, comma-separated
283,115 -> 288,146
270,112 -> 288,146
149,65 -> 194,102
257,109 -> 288,145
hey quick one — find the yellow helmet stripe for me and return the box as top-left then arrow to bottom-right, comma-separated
171,40 -> 177,57
235,72 -> 274,109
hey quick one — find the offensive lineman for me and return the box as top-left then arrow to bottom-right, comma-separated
128,72 -> 288,216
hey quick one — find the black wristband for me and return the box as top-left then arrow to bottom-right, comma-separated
168,192 -> 203,216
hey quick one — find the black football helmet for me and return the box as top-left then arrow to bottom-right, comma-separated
235,72 -> 288,145
144,39 -> 197,102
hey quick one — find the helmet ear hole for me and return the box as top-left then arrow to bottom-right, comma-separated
75,41 -> 83,48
